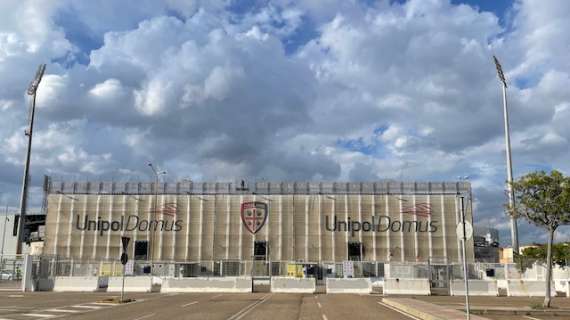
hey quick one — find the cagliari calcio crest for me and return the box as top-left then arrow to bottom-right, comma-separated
240,201 -> 268,234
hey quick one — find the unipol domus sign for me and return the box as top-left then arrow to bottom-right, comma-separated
73,199 -> 439,237
325,200 -> 439,236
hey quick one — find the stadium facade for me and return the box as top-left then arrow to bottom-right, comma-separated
43,179 -> 474,265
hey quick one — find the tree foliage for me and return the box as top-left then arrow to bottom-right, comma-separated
510,170 -> 570,231
521,243 -> 570,267
510,170 -> 570,308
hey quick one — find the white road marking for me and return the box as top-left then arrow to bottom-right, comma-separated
377,301 -> 423,320
322,315 -> 328,320
181,301 -> 198,307
89,302 -> 116,306
8,295 -> 24,298
132,313 -> 155,320
44,308 -> 81,313
21,314 -> 56,318
72,305 -> 102,309
524,316 -> 543,320
317,302 -> 322,309
212,294 -> 224,299
227,294 -> 271,320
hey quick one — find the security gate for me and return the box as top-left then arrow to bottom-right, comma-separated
430,265 -> 450,295
251,259 -> 270,292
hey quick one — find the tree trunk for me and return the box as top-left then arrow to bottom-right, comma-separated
543,228 -> 555,308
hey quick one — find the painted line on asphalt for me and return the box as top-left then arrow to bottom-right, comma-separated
317,301 -> 322,309
181,301 -> 198,307
377,301 -> 423,320
132,313 -> 156,320
8,295 -> 24,298
524,316 -> 543,320
322,314 -> 328,320
21,314 -> 56,318
72,305 -> 102,309
44,308 -> 81,313
227,294 -> 271,320
89,302 -> 117,306
212,294 -> 224,299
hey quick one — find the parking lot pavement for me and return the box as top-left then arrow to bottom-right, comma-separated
410,296 -> 570,320
412,296 -> 570,309
0,291 -> 156,319
484,315 -> 563,320
0,292 -> 419,320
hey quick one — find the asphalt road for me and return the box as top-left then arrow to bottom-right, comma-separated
411,296 -> 570,320
0,292 -> 415,320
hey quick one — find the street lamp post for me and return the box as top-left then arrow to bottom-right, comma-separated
148,163 -> 166,263
16,64 -> 46,254
459,196 -> 471,320
493,56 -> 519,254
1,204 -> 9,264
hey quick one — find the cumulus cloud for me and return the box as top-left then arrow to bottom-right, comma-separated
0,0 -> 569,244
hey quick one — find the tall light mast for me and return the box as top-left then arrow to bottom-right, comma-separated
16,64 -> 46,254
493,56 -> 519,254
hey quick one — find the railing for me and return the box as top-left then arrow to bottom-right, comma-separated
29,255 -> 570,283
0,255 -> 24,283
30,256 -> 385,279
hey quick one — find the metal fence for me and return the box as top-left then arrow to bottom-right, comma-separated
29,255 -> 570,284
0,255 -> 24,287
30,256 -> 386,279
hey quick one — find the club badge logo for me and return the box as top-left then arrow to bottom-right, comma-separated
240,201 -> 268,234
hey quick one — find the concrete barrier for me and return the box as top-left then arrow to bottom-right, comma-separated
326,278 -> 371,294
53,276 -> 108,292
384,278 -> 431,296
554,280 -> 569,297
271,277 -> 315,293
22,255 -> 33,292
107,276 -> 161,292
506,280 -> 556,297
450,280 -> 498,296
162,277 -> 252,293
34,278 -> 54,291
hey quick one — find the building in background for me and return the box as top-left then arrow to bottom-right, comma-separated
499,247 -> 513,264
474,226 -> 500,263
0,212 -> 44,257
0,213 -> 17,257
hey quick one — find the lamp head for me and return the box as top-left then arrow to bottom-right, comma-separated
493,55 -> 507,88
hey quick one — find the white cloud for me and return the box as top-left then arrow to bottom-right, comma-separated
89,79 -> 123,99
0,0 -> 569,245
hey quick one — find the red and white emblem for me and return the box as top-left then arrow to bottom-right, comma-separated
240,201 -> 268,234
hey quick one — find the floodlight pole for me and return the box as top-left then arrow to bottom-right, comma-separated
17,64 -> 46,254
493,56 -> 519,254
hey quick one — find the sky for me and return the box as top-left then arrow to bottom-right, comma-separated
0,0 -> 569,246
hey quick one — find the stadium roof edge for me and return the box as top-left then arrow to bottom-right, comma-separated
43,176 -> 471,196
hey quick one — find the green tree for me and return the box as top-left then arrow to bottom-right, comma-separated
510,170 -> 570,308
520,243 -> 570,267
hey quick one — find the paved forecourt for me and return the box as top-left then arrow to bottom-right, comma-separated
0,292 -> 417,320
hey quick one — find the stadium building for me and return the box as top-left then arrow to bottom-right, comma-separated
42,178 -> 474,272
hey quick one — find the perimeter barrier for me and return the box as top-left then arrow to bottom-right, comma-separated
24,255 -> 570,296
